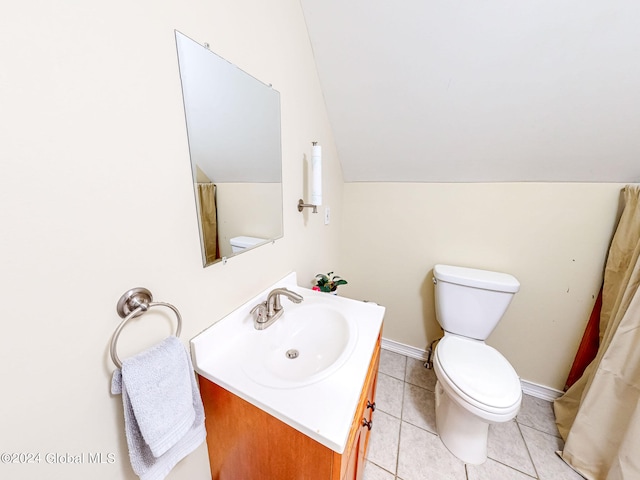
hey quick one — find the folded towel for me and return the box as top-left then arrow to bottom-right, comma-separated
111,336 -> 206,480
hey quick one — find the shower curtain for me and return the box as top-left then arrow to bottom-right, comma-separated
197,183 -> 218,264
554,185 -> 640,479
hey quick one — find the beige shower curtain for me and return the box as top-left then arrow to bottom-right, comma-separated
554,185 -> 640,479
197,183 -> 218,264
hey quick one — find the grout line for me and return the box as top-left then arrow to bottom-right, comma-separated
487,456 -> 539,479
375,372 -> 402,420
366,459 -> 396,478
516,417 -> 562,439
376,351 -> 559,480
393,355 -> 407,477
516,421 -> 540,479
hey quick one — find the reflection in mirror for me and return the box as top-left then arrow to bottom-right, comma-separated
175,31 -> 284,267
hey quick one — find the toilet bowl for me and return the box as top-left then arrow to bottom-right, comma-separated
431,264 -> 522,464
433,335 -> 521,463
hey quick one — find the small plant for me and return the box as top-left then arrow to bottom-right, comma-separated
313,272 -> 348,293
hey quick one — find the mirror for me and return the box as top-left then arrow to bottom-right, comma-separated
175,31 -> 283,267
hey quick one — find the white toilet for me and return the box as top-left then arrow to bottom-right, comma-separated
431,264 -> 522,464
230,236 -> 266,253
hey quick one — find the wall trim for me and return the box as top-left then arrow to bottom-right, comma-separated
381,337 -> 564,402
381,337 -> 431,361
520,380 -> 564,401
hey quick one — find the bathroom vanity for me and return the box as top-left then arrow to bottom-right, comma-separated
190,273 -> 385,479
198,334 -> 379,479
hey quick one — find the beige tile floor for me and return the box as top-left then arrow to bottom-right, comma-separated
363,349 -> 585,480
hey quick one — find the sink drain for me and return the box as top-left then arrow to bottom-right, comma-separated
285,349 -> 299,359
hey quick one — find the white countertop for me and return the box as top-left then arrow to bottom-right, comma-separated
190,272 -> 385,453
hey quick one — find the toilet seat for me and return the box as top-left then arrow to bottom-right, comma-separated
434,335 -> 521,420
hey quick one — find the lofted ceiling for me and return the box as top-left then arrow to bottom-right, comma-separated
300,1 -> 640,182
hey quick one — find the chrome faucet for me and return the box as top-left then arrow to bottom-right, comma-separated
250,287 -> 303,330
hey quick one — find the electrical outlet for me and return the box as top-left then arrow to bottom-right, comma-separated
324,207 -> 330,225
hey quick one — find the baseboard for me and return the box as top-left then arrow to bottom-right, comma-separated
520,380 -> 564,402
381,337 -> 564,402
381,337 -> 431,361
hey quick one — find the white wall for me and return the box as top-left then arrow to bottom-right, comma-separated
340,183 -> 622,391
301,0 -> 640,183
0,1 -> 343,479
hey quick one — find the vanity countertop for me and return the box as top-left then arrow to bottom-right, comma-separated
190,272 -> 385,453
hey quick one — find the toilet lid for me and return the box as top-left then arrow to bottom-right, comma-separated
436,336 -> 521,409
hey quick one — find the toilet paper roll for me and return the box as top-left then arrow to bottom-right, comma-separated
311,144 -> 322,206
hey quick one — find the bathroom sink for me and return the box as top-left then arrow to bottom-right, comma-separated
190,272 -> 385,452
241,303 -> 358,388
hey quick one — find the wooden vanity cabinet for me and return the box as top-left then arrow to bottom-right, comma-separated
340,335 -> 380,480
198,333 -> 381,480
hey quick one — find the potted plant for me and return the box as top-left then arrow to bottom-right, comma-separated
313,272 -> 348,294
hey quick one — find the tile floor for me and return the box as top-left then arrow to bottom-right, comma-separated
363,349 -> 585,480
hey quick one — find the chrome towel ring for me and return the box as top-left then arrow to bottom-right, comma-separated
110,287 -> 183,369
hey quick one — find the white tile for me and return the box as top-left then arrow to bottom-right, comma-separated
366,410 -> 400,474
372,351 -> 587,480
487,420 -> 536,477
519,424 -> 584,480
397,422 -> 466,480
380,348 -> 407,380
405,358 -> 437,391
363,460 -> 395,480
516,394 -> 560,437
375,372 -> 404,418
467,458 -> 537,480
402,383 -> 437,434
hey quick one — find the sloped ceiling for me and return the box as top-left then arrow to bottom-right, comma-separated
300,1 -> 640,182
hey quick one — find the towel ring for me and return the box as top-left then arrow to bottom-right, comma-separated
110,287 -> 183,369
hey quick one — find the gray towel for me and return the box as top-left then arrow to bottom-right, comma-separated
111,336 -> 206,480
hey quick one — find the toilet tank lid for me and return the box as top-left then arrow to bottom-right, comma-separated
433,264 -> 520,293
230,236 -> 266,248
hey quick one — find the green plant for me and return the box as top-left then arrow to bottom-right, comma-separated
313,272 -> 348,292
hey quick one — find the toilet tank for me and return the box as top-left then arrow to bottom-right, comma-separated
230,236 -> 266,253
433,264 -> 520,340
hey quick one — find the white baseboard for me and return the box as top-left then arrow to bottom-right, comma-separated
381,337 -> 431,361
381,337 -> 564,402
520,380 -> 563,401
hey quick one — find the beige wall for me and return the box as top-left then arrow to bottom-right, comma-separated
216,183 -> 282,258
0,1 -> 343,479
0,1 -> 629,478
340,183 -> 623,391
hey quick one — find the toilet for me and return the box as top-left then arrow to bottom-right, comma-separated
431,264 -> 522,464
230,236 -> 266,253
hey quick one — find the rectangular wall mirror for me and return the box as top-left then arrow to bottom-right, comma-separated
175,31 -> 284,267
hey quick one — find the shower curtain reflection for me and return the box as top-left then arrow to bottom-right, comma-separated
197,183 -> 219,265
554,185 -> 640,479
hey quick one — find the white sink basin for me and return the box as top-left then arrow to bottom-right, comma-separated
190,272 -> 385,453
242,303 -> 358,388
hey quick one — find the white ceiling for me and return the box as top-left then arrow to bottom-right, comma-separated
300,1 -> 640,182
